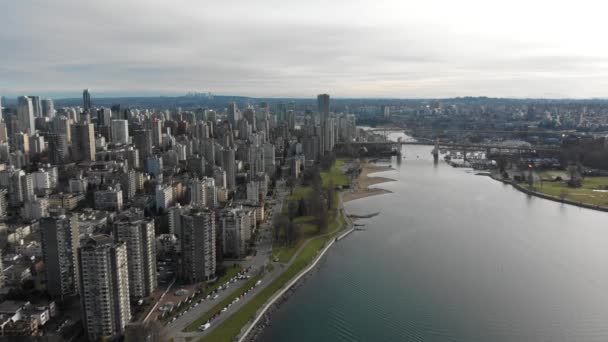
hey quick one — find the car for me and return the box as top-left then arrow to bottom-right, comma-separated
212,294 -> 219,300
221,307 -> 228,312
199,323 -> 211,331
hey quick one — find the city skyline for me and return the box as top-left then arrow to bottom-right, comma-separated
4,0 -> 608,99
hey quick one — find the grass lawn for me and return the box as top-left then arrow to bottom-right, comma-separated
271,239 -> 305,263
533,176 -> 608,207
321,159 -> 349,188
184,271 -> 265,332
271,216 -> 317,263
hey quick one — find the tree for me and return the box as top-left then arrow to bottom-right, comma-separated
325,179 -> 335,210
287,201 -> 298,222
297,198 -> 307,216
286,177 -> 296,194
274,216 -> 288,243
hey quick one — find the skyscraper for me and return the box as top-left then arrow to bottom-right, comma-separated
52,115 -> 71,142
222,148 -> 236,191
114,214 -> 157,299
189,178 -> 207,208
71,123 -> 96,161
228,102 -> 239,126
40,215 -> 80,299
317,94 -> 330,119
29,96 -> 42,118
133,129 -> 153,164
111,119 -> 129,145
178,208 -> 216,283
83,89 -> 92,113
221,206 -> 252,259
78,235 -> 131,341
42,98 -> 55,118
17,96 -> 35,135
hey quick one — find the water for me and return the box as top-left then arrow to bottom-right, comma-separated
259,145 -> 608,342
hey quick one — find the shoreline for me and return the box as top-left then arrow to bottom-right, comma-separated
485,173 -> 608,213
243,161 -> 394,341
343,162 -> 395,203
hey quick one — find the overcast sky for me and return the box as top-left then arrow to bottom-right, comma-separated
2,0 -> 608,98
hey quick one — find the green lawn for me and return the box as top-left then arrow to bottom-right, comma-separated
321,159 -> 349,188
271,239 -> 305,263
161,266 -> 242,323
271,216 -> 318,263
533,176 -> 608,207
184,271 -> 265,332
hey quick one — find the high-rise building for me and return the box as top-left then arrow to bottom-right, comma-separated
47,133 -> 69,165
317,94 -> 330,119
262,143 -> 275,175
78,235 -> 131,341
189,178 -> 207,208
221,206 -> 252,259
29,96 -> 42,118
111,119 -> 129,145
222,148 -> 236,191
114,213 -> 157,299
42,98 -> 55,118
178,208 -> 216,283
8,170 -> 33,207
97,107 -> 112,127
40,215 -> 80,299
151,118 -> 163,147
155,184 -> 173,211
205,177 -> 217,208
17,96 -> 35,135
228,102 -> 239,126
133,129 -> 153,163
52,115 -> 71,142
71,123 -> 96,161
83,89 -> 92,113
14,132 -> 29,154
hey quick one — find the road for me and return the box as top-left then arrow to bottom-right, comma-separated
165,181 -> 289,342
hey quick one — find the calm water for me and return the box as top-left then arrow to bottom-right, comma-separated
259,145 -> 608,342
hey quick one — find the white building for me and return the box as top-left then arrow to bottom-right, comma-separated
114,214 -> 157,299
155,184 -> 173,212
17,96 -> 35,136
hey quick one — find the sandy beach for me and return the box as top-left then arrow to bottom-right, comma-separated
343,162 -> 395,203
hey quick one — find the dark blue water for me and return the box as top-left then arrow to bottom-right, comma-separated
259,145 -> 608,342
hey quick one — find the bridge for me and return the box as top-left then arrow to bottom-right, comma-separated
337,140 -> 561,153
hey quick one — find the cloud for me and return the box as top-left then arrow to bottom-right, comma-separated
2,0 -> 608,98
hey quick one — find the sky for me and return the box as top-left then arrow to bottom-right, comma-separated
2,0 -> 608,99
